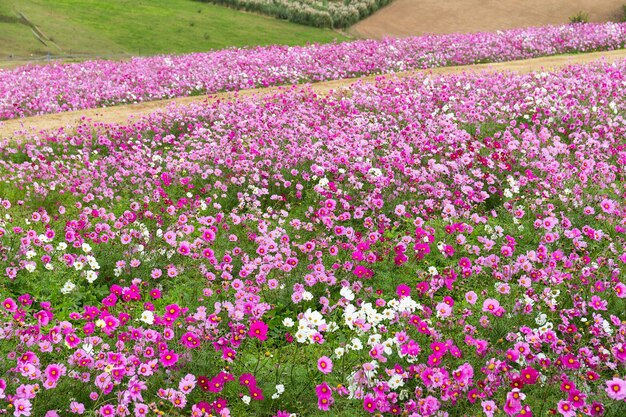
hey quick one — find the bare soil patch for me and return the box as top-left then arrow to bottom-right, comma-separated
350,0 -> 623,39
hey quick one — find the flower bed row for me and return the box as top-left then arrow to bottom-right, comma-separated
0,59 -> 625,416
1,22 -> 626,121
198,0 -> 393,28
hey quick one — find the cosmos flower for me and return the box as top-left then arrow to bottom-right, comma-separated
317,356 -> 333,374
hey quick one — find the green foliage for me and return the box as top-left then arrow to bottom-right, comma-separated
196,0 -> 393,28
569,11 -> 589,24
0,0 -> 349,60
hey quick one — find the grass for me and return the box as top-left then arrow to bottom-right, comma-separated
0,0 -> 349,60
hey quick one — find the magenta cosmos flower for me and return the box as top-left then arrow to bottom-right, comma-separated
159,350 -> 179,367
44,364 -> 65,382
98,405 -> 115,417
363,394 -> 376,413
2,297 -> 17,312
248,320 -> 268,341
396,284 -> 411,298
239,373 -> 257,388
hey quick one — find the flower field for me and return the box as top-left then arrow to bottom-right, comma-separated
1,22 -> 626,121
0,51 -> 625,417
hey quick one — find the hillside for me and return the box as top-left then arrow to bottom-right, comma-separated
0,0 -> 348,61
351,0 -> 624,38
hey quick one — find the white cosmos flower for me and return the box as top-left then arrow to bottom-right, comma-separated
351,338 -> 363,351
85,271 -> 98,283
295,331 -> 308,344
340,286 -> 355,301
535,313 -> 547,325
82,343 -> 94,355
61,280 -> 76,294
140,311 -> 154,325
388,374 -> 404,389
367,334 -> 382,346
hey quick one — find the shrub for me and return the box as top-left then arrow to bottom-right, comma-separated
196,0 -> 389,28
569,11 -> 589,24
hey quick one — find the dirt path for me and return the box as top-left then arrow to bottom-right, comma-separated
2,49 -> 626,137
350,0 -> 623,39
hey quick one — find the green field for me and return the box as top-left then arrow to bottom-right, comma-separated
0,0 -> 349,59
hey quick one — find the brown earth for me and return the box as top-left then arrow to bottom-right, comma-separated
2,48 -> 626,138
350,0 -> 624,39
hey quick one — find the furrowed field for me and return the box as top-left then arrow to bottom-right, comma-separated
0,24 -> 626,417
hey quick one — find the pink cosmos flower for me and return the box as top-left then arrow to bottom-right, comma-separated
482,298 -> 504,316
317,356 -> 333,374
181,332 -> 201,349
435,302 -> 452,318
13,399 -> 32,417
178,241 -> 191,255
589,295 -> 607,310
605,377 -> 626,400
134,404 -> 149,417
481,400 -> 497,417
465,291 -> 478,305
557,400 -> 576,417
503,389 -> 524,416
69,402 -> 85,414
65,334 -> 81,348
600,198 -> 615,214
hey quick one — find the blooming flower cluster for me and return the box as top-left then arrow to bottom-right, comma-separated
1,22 -> 626,120
0,55 -> 625,416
